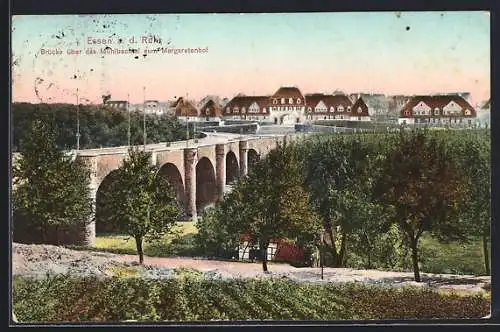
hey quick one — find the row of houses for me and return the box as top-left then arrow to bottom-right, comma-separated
104,86 -> 490,126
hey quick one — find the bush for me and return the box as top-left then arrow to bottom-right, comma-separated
12,275 -> 490,322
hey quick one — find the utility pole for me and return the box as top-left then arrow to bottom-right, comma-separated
76,88 -> 80,151
185,93 -> 189,148
127,93 -> 131,147
143,86 -> 146,150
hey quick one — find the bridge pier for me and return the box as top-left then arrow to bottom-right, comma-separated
184,148 -> 198,220
239,140 -> 248,177
215,144 -> 226,201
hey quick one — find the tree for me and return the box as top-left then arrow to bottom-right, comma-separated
212,144 -> 322,272
299,133 -> 392,267
12,119 -> 93,245
373,128 -> 468,282
445,130 -> 491,275
102,148 -> 180,264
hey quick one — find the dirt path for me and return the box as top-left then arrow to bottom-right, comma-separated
12,243 -> 491,293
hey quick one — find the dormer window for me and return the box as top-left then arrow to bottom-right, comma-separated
263,108 -> 267,113
281,98 -> 285,104
465,110 -> 471,116
308,107 -> 312,112
347,106 -> 351,112
234,107 -> 239,113
242,107 -> 246,113
288,98 -> 293,104
338,106 -> 344,112
273,99 -> 278,104
330,107 -> 335,112
434,108 -> 440,115
404,110 -> 410,116
297,98 -> 301,104
357,107 -> 363,114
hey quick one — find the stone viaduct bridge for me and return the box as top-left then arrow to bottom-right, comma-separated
68,132 -> 304,246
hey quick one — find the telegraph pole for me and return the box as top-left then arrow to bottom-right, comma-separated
143,86 -> 146,150
76,88 -> 80,151
185,93 -> 189,148
127,93 -> 131,147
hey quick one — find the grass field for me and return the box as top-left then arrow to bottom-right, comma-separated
93,222 -> 490,276
93,221 -> 200,257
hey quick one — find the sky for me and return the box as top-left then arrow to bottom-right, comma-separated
11,11 -> 490,106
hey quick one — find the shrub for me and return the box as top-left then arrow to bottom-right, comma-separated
12,276 -> 490,322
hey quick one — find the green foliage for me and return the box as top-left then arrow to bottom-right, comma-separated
12,275 -> 490,322
203,143 -> 323,271
101,148 -> 180,263
373,128 -> 470,281
12,119 -> 93,245
12,102 -> 190,151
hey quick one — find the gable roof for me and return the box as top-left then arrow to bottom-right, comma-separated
224,95 -> 270,115
305,94 -> 353,113
400,95 -> 476,117
174,97 -> 199,117
199,99 -> 222,117
351,98 -> 370,116
271,86 -> 304,99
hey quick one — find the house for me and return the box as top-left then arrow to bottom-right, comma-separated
238,234 -> 305,263
398,95 -> 476,125
173,97 -> 199,121
268,86 -> 306,125
223,95 -> 271,122
304,93 -> 354,121
349,93 -> 390,120
475,99 -> 490,128
104,100 -> 129,111
198,98 -> 223,121
350,97 -> 371,121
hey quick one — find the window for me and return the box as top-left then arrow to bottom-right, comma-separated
330,107 -> 335,112
242,107 -> 246,113
263,108 -> 266,113
465,110 -> 471,116
404,110 -> 410,116
297,98 -> 301,104
281,98 -> 285,104
338,106 -> 344,112
289,98 -> 293,104
357,107 -> 363,114
308,107 -> 312,112
347,106 -> 351,112
273,99 -> 278,104
206,108 -> 210,115
434,109 -> 439,115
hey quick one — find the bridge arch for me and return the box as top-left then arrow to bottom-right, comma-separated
157,162 -> 186,211
247,148 -> 260,173
196,157 -> 217,212
226,151 -> 240,184
95,169 -> 121,234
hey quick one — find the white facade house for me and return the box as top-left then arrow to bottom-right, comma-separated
268,87 -> 306,125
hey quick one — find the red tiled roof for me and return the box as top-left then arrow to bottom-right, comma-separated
304,94 -> 353,114
271,86 -> 304,99
224,95 -> 270,115
400,95 -> 476,118
174,97 -> 199,117
199,99 -> 222,117
351,97 -> 370,117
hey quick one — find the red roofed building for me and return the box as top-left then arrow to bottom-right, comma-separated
173,97 -> 199,120
268,86 -> 306,125
350,97 -> 371,121
398,95 -> 476,125
223,95 -> 271,121
304,94 -> 356,121
198,99 -> 223,121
